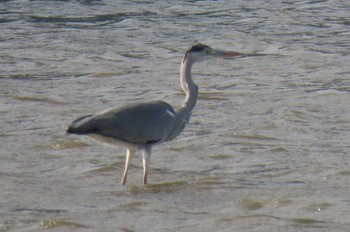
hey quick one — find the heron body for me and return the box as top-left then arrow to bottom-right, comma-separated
67,44 -> 247,184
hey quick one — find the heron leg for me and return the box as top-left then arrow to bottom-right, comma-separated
121,149 -> 135,185
142,145 -> 152,185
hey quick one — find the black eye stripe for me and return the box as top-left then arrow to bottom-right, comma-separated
183,44 -> 212,63
189,44 -> 210,52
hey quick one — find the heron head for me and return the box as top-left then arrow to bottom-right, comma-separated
184,44 -> 245,63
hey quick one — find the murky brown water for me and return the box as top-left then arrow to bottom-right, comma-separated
1,0 -> 350,231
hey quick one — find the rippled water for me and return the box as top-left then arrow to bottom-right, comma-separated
1,0 -> 350,231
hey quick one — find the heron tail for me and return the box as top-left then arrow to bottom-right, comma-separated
66,115 -> 96,134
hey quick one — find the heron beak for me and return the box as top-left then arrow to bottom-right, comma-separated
215,50 -> 246,59
215,50 -> 270,59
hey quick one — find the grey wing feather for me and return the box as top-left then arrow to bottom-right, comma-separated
68,101 -> 176,144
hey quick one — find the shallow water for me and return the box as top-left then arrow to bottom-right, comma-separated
1,0 -> 350,231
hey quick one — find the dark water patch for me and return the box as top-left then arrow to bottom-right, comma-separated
303,202 -> 333,212
30,13 -> 125,24
13,208 -> 68,214
125,180 -> 188,195
228,132 -> 280,141
305,78 -> 350,93
290,217 -> 327,228
117,201 -> 148,211
0,72 -> 91,80
238,198 -> 291,211
28,11 -> 158,28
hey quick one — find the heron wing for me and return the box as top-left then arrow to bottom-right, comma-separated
68,101 -> 176,144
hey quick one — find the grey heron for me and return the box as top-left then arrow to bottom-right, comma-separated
67,44 -> 249,185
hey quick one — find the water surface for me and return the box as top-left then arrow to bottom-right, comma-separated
1,0 -> 350,231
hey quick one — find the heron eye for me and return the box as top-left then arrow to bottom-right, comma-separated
206,49 -> 214,55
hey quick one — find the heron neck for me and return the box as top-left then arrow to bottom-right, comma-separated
163,56 -> 198,142
180,58 -> 198,112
